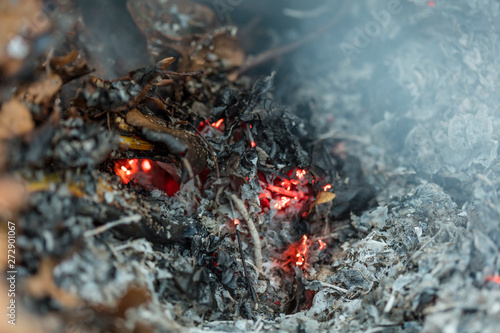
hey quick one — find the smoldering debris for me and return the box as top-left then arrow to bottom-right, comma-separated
2,0 -> 500,333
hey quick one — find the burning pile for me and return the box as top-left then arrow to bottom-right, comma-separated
4,1 -> 500,332
0,1 -> 376,332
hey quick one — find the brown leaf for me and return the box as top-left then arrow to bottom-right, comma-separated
22,73 -> 63,105
308,191 -> 336,214
0,99 -> 34,139
0,177 -> 27,218
125,109 -> 211,179
50,50 -> 79,68
116,286 -> 151,318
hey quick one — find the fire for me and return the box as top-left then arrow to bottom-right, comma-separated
318,239 -> 327,250
323,184 -> 332,191
296,169 -> 306,179
274,196 -> 291,210
259,168 -> 311,211
141,159 -> 152,171
251,140 -> 256,148
486,275 -> 500,284
211,118 -> 224,128
113,158 -> 180,196
233,218 -> 240,226
115,158 -> 140,183
296,235 -> 309,266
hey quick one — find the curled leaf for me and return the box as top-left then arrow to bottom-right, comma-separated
308,191 -> 336,214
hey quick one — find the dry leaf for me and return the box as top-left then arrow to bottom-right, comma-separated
22,73 -> 63,105
126,108 -> 211,179
49,50 -> 79,68
0,177 -> 28,218
0,99 -> 34,139
308,191 -> 336,214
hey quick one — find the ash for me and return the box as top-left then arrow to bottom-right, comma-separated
1,1 -> 500,333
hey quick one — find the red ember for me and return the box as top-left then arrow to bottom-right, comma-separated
141,159 -> 152,171
295,235 -> 309,266
211,118 -> 224,128
486,275 -> 500,284
114,159 -> 180,196
258,168 -> 312,211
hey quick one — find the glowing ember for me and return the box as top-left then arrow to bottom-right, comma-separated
318,239 -> 326,250
115,158 -> 140,183
141,159 -> 152,171
114,158 -> 180,196
281,179 -> 291,190
251,141 -> 256,148
274,196 -> 292,210
258,168 -> 313,211
265,183 -> 300,198
211,118 -> 224,128
486,275 -> 500,284
296,169 -> 306,179
323,184 -> 332,191
296,235 -> 309,266
233,218 -> 240,225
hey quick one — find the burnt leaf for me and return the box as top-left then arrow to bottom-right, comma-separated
125,108 -> 212,180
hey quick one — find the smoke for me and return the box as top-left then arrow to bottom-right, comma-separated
273,0 -> 500,244
75,0 -> 150,78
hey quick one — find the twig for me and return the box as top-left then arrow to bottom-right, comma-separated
319,281 -> 348,294
230,194 -> 263,271
84,215 -> 141,238
229,199 -> 258,306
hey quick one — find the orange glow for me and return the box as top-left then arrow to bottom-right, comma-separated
296,169 -> 306,179
115,159 -> 140,184
141,159 -> 152,171
114,159 -> 180,196
233,219 -> 240,226
282,234 -> 313,269
258,168 -> 312,211
486,275 -> 500,284
281,179 -> 291,190
318,239 -> 326,250
274,196 -> 292,210
266,184 -> 300,198
323,184 -> 332,191
251,141 -> 256,148
296,235 -> 309,266
211,118 -> 224,128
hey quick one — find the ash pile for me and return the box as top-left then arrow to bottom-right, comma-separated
1,1 -> 500,333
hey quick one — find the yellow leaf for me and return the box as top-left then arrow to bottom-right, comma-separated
308,191 -> 336,214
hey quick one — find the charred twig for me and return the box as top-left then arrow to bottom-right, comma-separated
229,199 -> 258,306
